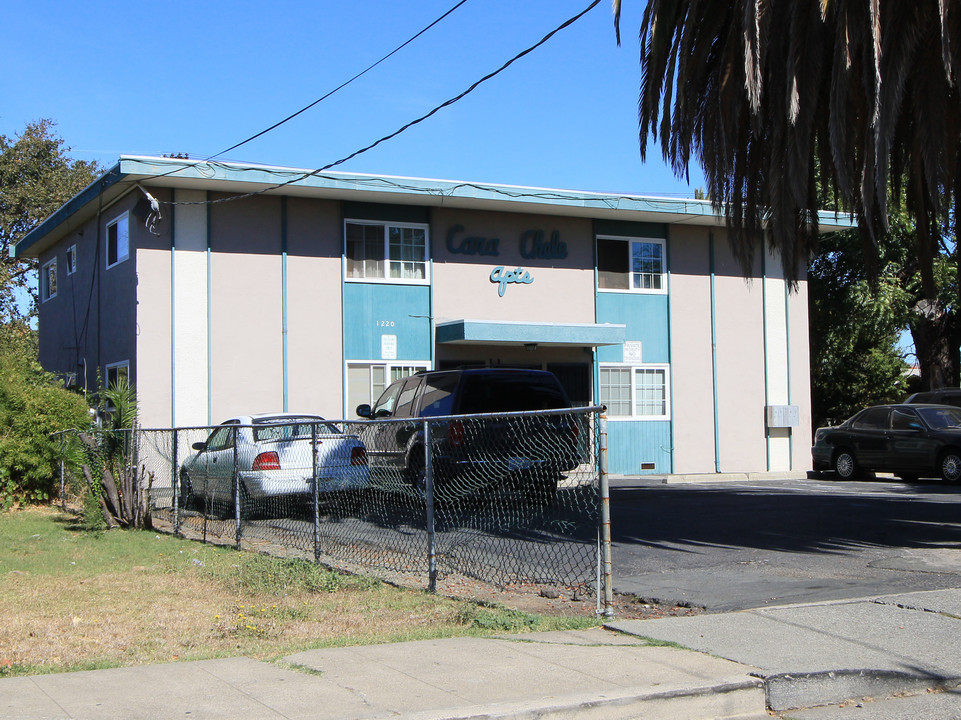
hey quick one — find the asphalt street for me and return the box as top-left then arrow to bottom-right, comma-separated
609,474 -> 961,611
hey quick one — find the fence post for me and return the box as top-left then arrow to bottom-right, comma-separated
172,430 -> 181,535
598,411 -> 614,618
312,422 -> 321,562
233,426 -> 241,549
58,432 -> 66,511
424,420 -> 437,593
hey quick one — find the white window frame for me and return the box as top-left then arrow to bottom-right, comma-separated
596,235 -> 667,294
599,363 -> 671,420
106,213 -> 130,269
41,258 -> 57,302
104,361 -> 130,389
345,361 -> 430,417
343,219 -> 430,285
66,244 -> 77,275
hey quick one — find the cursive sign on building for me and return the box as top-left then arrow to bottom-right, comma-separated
490,266 -> 533,297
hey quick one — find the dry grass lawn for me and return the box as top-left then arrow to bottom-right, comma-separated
0,506 -> 597,676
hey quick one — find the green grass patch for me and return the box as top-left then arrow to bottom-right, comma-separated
0,507 -> 599,677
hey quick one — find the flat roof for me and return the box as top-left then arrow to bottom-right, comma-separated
14,155 -> 857,258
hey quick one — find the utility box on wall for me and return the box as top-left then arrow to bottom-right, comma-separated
766,405 -> 800,428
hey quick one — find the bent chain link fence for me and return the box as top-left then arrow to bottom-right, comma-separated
60,408 -> 612,612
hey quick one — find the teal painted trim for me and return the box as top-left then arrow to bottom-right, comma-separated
170,192 -> 176,426
340,202 -> 348,417
709,232 -> 721,473
436,320 -> 625,346
14,164 -> 124,257
428,208 -> 435,369
665,226 -> 674,473
343,201 -> 429,224
605,420 -> 672,474
785,277 -> 794,469
592,223 -> 601,408
593,219 -> 668,239
595,294 -> 669,363
281,197 -> 289,413
342,283 -> 432,360
206,190 -> 212,425
762,239 -> 771,471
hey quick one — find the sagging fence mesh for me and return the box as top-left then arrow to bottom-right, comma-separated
58,407 -> 611,607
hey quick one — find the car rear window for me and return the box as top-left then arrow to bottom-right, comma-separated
253,417 -> 338,441
457,374 -> 568,414
418,374 -> 458,417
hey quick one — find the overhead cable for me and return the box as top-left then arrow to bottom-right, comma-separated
164,0 -> 603,207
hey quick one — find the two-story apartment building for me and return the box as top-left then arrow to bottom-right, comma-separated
15,156 -> 850,476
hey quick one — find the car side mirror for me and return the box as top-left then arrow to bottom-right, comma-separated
192,441 -> 207,451
355,404 -> 372,419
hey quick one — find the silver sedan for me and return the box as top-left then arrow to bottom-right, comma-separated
180,413 -> 369,516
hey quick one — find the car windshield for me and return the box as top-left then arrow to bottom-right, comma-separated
252,417 -> 339,441
917,406 -> 961,430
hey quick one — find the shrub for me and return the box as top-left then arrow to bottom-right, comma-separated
0,323 -> 89,508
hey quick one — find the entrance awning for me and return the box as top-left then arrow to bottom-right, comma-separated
436,320 -> 625,347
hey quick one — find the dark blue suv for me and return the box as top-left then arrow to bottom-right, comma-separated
355,368 -> 581,502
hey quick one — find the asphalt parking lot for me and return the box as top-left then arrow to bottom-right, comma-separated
609,474 -> 961,612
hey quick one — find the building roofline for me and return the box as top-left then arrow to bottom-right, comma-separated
13,155 -> 857,258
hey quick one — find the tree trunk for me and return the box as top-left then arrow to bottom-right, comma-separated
910,302 -> 961,390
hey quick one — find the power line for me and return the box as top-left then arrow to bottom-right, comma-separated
208,0 -> 470,161
137,0 -> 471,186
163,0 -> 603,207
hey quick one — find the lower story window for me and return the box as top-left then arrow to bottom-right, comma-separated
346,362 -> 428,418
600,364 -> 670,419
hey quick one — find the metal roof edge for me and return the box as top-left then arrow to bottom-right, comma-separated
13,163 -> 124,258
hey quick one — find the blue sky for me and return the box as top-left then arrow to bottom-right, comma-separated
2,0 -> 705,197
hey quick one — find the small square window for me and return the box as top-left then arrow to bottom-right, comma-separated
66,245 -> 77,275
107,214 -> 129,268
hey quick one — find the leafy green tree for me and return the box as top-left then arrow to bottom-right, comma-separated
0,321 -> 90,508
809,228 -> 911,426
0,119 -> 99,321
618,1 -> 961,389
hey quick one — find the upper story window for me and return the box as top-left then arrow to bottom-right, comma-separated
345,221 -> 428,283
41,258 -> 57,302
66,245 -> 77,275
596,236 -> 666,293
106,213 -> 129,269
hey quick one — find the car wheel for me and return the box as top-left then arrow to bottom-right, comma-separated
406,450 -> 427,496
177,469 -> 195,510
833,449 -> 859,480
940,451 -> 961,483
523,471 -> 558,507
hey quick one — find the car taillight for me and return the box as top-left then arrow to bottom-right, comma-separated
350,446 -> 368,466
252,451 -> 281,471
449,419 -> 464,448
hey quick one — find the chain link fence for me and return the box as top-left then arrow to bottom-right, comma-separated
57,407 -> 613,613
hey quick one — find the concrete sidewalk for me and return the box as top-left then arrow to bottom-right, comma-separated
0,629 -> 765,720
609,588 -> 961,716
2,589 -> 960,720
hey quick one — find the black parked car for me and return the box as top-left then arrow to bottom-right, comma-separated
355,368 -> 581,502
811,404 -> 961,482
905,387 -> 961,408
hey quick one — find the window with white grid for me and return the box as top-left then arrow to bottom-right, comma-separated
345,221 -> 428,283
600,364 -> 670,419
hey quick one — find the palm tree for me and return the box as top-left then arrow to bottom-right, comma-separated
619,0 -> 961,388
